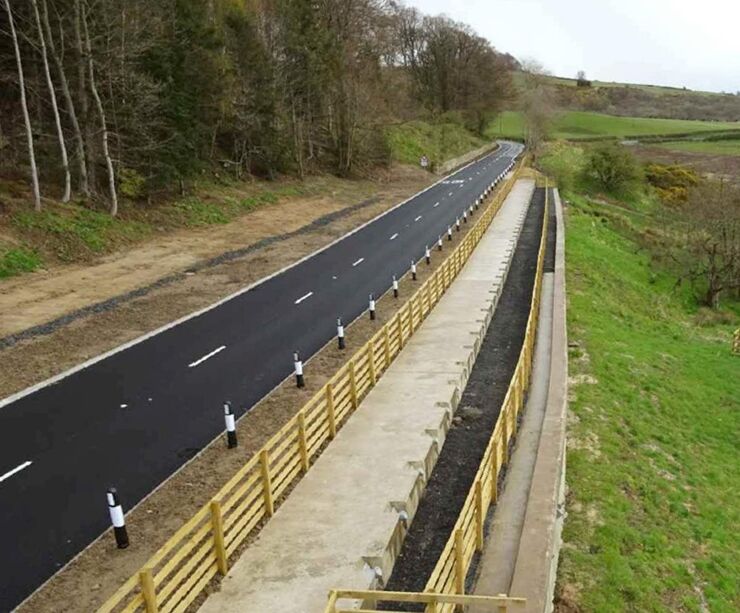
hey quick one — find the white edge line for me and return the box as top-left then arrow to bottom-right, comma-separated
187,345 -> 226,368
294,291 -> 314,305
0,460 -> 32,484
352,258 -> 365,267
13,141 -> 523,609
0,140 -> 520,410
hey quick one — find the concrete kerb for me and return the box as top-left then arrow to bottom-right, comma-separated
504,187 -> 568,612
197,179 -> 536,613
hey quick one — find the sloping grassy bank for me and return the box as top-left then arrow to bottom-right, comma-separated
487,110 -> 740,141
386,119 -> 488,168
557,194 -> 739,611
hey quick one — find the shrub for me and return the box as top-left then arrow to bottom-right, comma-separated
583,143 -> 640,192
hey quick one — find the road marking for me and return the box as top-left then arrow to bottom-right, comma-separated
0,461 -> 32,484
448,192 -> 453,196
188,345 -> 226,368
433,202 -> 440,208
414,215 -> 422,222
352,258 -> 365,267
294,291 -> 314,305
390,233 -> 399,241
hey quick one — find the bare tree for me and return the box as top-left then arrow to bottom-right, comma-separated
519,58 -> 552,159
3,0 -> 42,210
41,0 -> 89,197
81,0 -> 117,215
31,0 -> 71,202
668,180 -> 740,308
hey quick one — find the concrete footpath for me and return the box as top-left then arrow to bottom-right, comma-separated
198,179 -> 536,613
472,188 -> 568,613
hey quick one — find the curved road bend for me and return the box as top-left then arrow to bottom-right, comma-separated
0,141 -> 523,609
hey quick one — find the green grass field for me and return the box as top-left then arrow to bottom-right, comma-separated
655,139 -> 740,156
487,110 -> 740,141
554,178 -> 739,611
386,120 -> 487,167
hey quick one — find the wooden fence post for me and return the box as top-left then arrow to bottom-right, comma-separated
349,361 -> 358,409
383,326 -> 391,364
475,480 -> 484,551
326,383 -> 337,439
210,500 -> 228,575
398,310 -> 405,349
454,528 -> 465,595
491,442 -> 499,502
139,567 -> 158,613
367,343 -> 377,386
297,411 -> 309,472
260,449 -> 274,517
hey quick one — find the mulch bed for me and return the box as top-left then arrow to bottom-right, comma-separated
381,188 -> 546,609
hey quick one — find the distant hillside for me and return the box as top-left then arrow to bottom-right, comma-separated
512,72 -> 740,122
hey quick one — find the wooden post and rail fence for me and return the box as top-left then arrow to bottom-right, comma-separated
324,180 -> 550,613
97,161 -> 525,613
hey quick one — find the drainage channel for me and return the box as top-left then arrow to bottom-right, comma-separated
380,187 -> 548,609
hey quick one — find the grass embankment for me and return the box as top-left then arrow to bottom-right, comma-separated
655,139 -> 740,156
546,146 -> 739,611
386,119 -> 487,168
0,179 -> 309,279
487,110 -> 740,141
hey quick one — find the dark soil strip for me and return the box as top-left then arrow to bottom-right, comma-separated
0,195 -> 381,350
381,188 -> 546,608
545,188 -> 557,273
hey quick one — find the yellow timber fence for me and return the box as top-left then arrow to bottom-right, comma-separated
98,161 -> 524,613
325,182 -> 549,613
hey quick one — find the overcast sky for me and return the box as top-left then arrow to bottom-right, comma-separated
403,0 -> 740,93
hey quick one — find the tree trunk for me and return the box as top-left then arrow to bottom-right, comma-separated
43,0 -> 88,197
82,2 -> 118,216
75,0 -> 96,191
4,0 -> 42,210
32,0 -> 71,203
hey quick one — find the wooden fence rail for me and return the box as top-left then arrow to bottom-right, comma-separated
98,163 -> 523,613
420,183 -> 549,612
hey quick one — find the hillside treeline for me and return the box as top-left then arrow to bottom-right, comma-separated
0,0 -> 514,213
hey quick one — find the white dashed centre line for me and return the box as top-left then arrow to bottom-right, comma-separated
390,233 -> 399,241
353,258 -> 365,267
433,202 -> 440,208
414,215 -> 422,222
294,291 -> 314,305
188,345 -> 227,368
0,461 -> 33,484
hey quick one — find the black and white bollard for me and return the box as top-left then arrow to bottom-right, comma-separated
463,210 -> 467,223
411,260 -> 417,280
469,205 -> 474,217
294,351 -> 305,388
369,294 -> 376,320
224,401 -> 237,448
107,488 -> 129,549
337,317 -> 345,349
437,236 -> 443,251
425,246 -> 431,265
392,276 -> 399,298
447,226 -> 453,241
475,197 -> 480,210
456,217 -> 461,232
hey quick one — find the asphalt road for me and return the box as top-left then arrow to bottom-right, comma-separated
0,141 -> 523,609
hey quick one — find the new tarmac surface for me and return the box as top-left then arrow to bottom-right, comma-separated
0,142 -> 522,609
